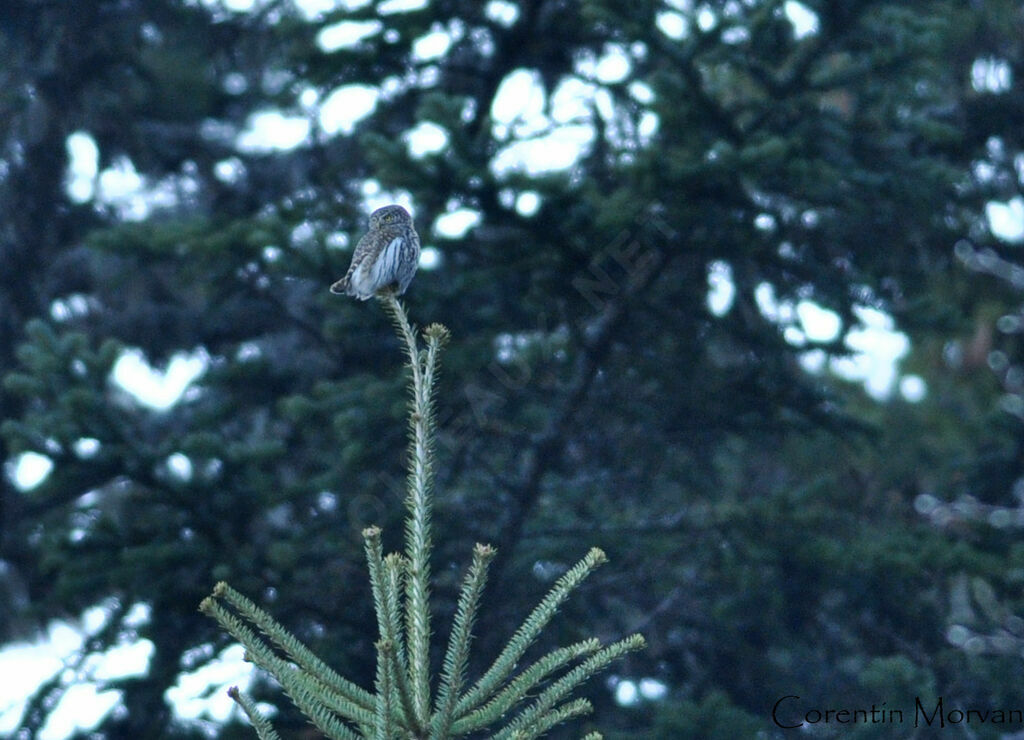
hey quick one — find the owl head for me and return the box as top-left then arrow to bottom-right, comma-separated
369,204 -> 412,230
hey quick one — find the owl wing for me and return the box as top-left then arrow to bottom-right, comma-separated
394,229 -> 420,294
330,231 -> 374,296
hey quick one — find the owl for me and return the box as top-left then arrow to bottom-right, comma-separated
330,205 -> 421,300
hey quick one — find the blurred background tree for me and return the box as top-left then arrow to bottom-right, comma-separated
2,0 -> 1024,737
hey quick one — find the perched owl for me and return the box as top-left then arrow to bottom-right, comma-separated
330,205 -> 421,300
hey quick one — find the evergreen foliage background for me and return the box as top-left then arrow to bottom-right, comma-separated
3,0 -> 1024,736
